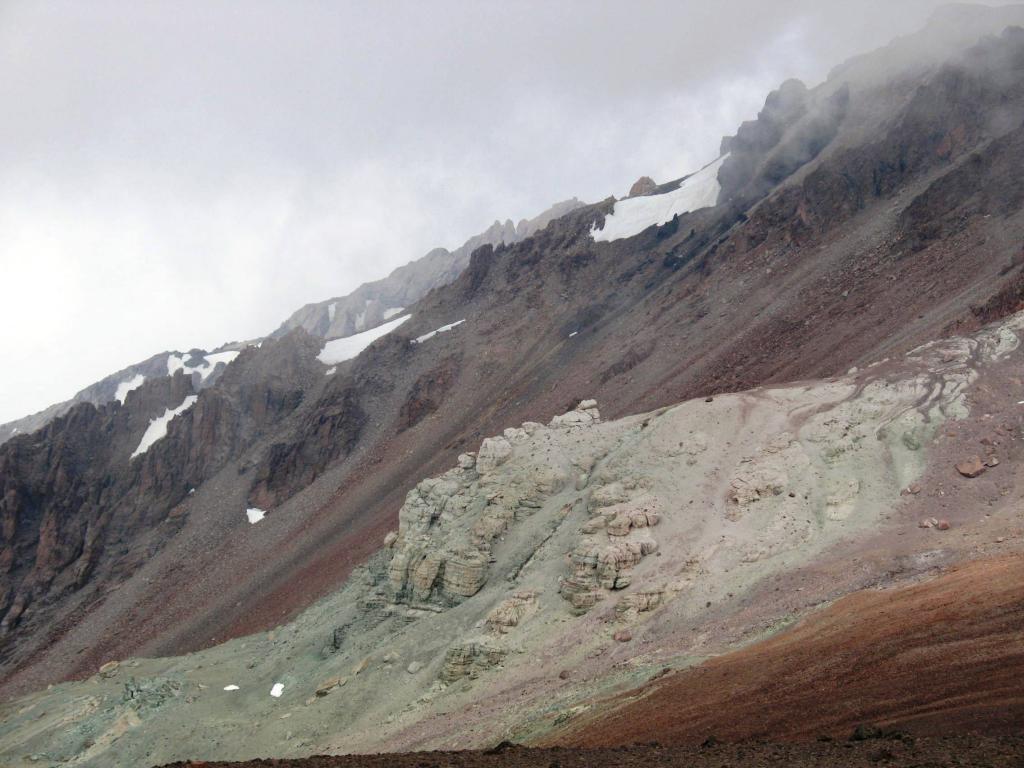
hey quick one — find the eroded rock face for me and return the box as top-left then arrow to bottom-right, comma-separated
0,332 -> 321,659
5,300 -> 1021,764
384,405 -> 592,609
486,590 -> 539,634
122,677 -> 183,711
549,401 -> 601,429
440,641 -> 506,683
272,199 -> 586,341
477,437 -> 513,473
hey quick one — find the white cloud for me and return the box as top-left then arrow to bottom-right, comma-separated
0,0 -> 950,424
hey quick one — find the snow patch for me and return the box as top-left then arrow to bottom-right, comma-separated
414,319 -> 466,344
327,302 -> 337,322
569,331 -> 578,338
270,683 -> 284,698
223,685 -> 240,691
317,314 -> 411,365
130,395 -> 198,458
246,508 -> 266,524
355,309 -> 366,331
114,374 -> 146,404
591,154 -> 727,242
167,350 -> 240,382
325,366 -> 337,376
383,306 -> 404,320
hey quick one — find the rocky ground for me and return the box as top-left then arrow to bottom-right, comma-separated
156,736 -> 1024,768
6,14 -> 1024,708
4,13 -> 1024,768
1,311 -> 1022,768
555,554 -> 1024,745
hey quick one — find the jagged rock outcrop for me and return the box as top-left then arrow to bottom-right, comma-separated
0,331 -> 320,649
273,198 -> 585,341
8,10 -> 1024,723
0,345 -> 249,447
628,176 -> 658,197
486,590 -> 539,634
440,640 -> 506,683
717,77 -> 849,206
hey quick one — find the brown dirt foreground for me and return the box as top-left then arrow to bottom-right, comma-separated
555,554 -> 1024,747
158,736 -> 1024,768
158,556 -> 1024,767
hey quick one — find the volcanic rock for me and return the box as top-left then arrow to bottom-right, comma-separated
628,176 -> 658,197
956,457 -> 987,478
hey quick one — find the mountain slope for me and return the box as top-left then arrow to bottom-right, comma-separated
556,554 -> 1024,745
272,199 -> 584,340
4,4 -> 1024,717
0,346 -> 248,447
1,305 -> 1022,766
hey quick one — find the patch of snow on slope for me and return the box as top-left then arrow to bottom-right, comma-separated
591,154 -> 727,242
130,395 -> 198,458
246,508 -> 266,524
414,319 -> 466,344
114,374 -> 146,404
327,302 -> 337,322
317,314 -> 411,365
383,306 -> 404,320
223,685 -> 240,691
325,366 -> 337,376
167,350 -> 240,382
270,683 -> 284,698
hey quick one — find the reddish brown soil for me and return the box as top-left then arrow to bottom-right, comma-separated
158,736 -> 1024,768
555,555 -> 1024,746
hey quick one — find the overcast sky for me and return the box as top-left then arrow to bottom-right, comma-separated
0,0 -> 953,423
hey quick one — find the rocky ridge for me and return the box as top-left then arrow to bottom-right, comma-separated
5,4 -> 1024,723
2,306 -> 1020,766
272,199 -> 584,341
0,345 -> 250,447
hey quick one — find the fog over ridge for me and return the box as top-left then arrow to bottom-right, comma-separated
0,0 -> 959,423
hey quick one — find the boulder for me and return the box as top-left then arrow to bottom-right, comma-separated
486,591 -> 538,634
549,400 -> 601,429
315,676 -> 347,697
616,589 -> 665,617
122,676 -> 182,710
440,641 -> 506,683
331,626 -> 347,651
591,482 -> 630,508
441,551 -> 488,597
477,437 -> 513,473
628,176 -> 658,197
503,427 -> 530,444
956,456 -> 986,478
